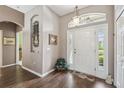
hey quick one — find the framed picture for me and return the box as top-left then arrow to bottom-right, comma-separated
49,34 -> 57,45
4,37 -> 15,45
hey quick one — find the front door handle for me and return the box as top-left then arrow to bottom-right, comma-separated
74,49 -> 76,54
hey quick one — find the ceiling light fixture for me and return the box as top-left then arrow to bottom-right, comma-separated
72,6 -> 80,26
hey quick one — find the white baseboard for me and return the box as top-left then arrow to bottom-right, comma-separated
0,64 -> 16,68
21,66 -> 43,77
117,81 -> 121,88
0,64 -> 55,78
42,69 -> 55,77
22,66 -> 55,78
16,61 -> 22,65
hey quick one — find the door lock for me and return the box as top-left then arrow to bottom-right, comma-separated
74,49 -> 76,54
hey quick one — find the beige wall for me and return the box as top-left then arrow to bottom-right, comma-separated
0,5 -> 24,27
16,25 -> 23,32
23,6 -> 59,75
42,6 -> 59,73
59,5 -> 114,77
23,6 -> 43,74
0,22 -> 16,65
23,5 -> 114,77
0,6 -> 24,66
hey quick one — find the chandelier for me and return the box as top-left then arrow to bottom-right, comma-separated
72,6 -> 80,26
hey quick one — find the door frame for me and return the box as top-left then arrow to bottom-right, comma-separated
114,6 -> 124,87
67,23 -> 108,79
16,31 -> 23,65
116,10 -> 124,87
0,30 -> 3,67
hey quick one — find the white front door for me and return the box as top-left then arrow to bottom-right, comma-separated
74,27 -> 96,76
67,24 -> 108,79
0,30 -> 3,67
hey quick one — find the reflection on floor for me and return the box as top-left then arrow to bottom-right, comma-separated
0,65 -> 114,88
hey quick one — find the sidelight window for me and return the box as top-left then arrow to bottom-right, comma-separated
98,31 -> 105,67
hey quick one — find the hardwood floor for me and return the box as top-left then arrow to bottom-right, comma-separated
0,65 -> 114,88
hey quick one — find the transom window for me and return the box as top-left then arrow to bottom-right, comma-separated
68,13 -> 106,28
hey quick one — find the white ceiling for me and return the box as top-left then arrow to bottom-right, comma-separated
48,5 -> 88,16
7,5 -> 88,16
7,5 -> 37,13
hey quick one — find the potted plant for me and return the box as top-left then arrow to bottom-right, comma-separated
55,58 -> 69,71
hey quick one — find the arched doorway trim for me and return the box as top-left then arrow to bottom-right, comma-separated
0,20 -> 23,28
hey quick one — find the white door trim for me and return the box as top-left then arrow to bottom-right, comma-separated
0,30 -> 3,67
114,6 -> 124,87
16,31 -> 22,65
95,24 -> 108,79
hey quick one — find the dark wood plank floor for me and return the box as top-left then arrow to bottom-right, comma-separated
0,65 -> 115,88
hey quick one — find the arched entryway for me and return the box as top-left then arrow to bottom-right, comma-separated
0,21 -> 23,67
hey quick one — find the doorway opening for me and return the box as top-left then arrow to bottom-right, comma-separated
0,21 -> 23,67
16,31 -> 23,65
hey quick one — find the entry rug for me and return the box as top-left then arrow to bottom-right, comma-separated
73,72 -> 95,82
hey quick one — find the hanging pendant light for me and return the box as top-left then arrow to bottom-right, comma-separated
72,6 -> 80,26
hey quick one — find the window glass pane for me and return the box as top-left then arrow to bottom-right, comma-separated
69,34 -> 73,64
98,31 -> 104,67
68,13 -> 106,28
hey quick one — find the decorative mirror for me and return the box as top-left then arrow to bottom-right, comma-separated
31,15 -> 39,52
32,21 -> 39,47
